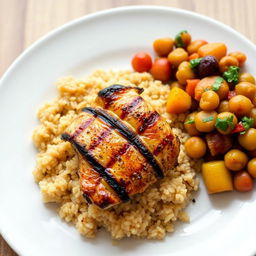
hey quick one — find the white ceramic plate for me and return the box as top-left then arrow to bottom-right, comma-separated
0,6 -> 256,256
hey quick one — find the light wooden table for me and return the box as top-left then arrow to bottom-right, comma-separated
0,0 -> 255,255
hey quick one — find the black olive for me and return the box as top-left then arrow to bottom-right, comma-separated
198,56 -> 219,78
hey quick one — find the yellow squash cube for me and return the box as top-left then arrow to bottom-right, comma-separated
202,160 -> 233,194
166,87 -> 191,114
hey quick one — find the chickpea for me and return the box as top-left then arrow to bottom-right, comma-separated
169,81 -> 185,90
239,72 -> 255,84
200,90 -> 220,111
153,37 -> 174,57
185,136 -> 206,158
247,158 -> 256,178
233,171 -> 253,192
229,51 -> 247,66
175,31 -> 191,48
228,95 -> 253,117
184,112 -> 200,136
195,111 -> 217,132
176,61 -> 195,85
168,48 -> 188,67
219,56 -> 239,73
215,112 -> 238,135
224,149 -> 248,171
235,82 -> 256,100
218,100 -> 230,113
238,128 -> 256,151
181,33 -> 192,48
194,76 -> 229,101
250,108 -> 256,128
215,80 -> 229,100
187,40 -> 208,55
188,53 -> 199,60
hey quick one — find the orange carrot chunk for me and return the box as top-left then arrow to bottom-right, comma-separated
186,79 -> 200,98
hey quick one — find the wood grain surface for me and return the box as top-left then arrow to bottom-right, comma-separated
0,0 -> 255,255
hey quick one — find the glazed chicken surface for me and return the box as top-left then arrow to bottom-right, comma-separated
62,84 -> 180,208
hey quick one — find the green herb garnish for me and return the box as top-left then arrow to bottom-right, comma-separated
185,119 -> 195,124
215,115 -> 234,131
223,66 -> 240,84
202,116 -> 214,123
212,77 -> 224,91
240,116 -> 254,134
175,30 -> 188,48
190,58 -> 202,69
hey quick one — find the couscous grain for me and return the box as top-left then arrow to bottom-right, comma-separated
32,70 -> 200,240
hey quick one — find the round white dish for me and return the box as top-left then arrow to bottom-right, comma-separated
0,6 -> 256,256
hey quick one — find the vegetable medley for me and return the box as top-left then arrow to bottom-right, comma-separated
131,30 -> 256,194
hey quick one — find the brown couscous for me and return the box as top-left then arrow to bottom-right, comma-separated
32,70 -> 200,240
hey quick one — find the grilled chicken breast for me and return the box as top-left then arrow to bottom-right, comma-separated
62,84 -> 180,208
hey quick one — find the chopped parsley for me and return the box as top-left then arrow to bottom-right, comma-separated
240,116 -> 254,134
202,116 -> 214,123
215,115 -> 234,131
184,119 -> 195,124
175,30 -> 188,48
190,58 -> 202,69
212,77 -> 224,91
223,66 -> 240,84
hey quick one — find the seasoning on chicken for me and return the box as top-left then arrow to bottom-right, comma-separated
62,84 -> 180,208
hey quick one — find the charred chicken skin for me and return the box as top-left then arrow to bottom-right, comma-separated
62,85 -> 180,208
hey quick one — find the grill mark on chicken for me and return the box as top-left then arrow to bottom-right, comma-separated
61,133 -> 130,202
120,96 -> 143,119
87,128 -> 112,151
153,133 -> 174,156
98,84 -> 144,108
82,107 -> 164,178
107,143 -> 131,168
83,193 -> 92,204
70,118 -> 94,139
138,111 -> 160,134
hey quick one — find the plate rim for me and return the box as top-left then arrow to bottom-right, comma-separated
1,5 -> 256,87
1,5 -> 256,256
